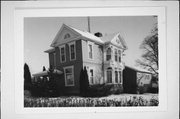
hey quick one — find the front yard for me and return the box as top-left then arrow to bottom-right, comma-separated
24,94 -> 158,107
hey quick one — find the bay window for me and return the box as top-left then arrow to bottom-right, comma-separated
107,68 -> 112,83
115,49 -> 118,62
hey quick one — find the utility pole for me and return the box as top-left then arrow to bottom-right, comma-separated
87,17 -> 91,33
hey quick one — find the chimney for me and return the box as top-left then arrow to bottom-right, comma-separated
94,32 -> 103,37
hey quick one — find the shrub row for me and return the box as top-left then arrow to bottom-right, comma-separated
24,95 -> 158,107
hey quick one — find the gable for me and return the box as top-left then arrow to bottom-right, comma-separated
51,24 -> 80,47
110,34 -> 128,49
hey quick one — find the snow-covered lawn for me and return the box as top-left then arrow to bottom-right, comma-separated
24,94 -> 158,107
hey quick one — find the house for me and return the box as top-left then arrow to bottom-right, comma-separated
44,24 -> 128,95
123,66 -> 152,94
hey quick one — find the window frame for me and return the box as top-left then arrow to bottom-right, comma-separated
68,41 -> 76,61
64,66 -> 74,87
88,41 -> 94,60
119,71 -> 123,84
118,50 -> 121,62
106,68 -> 112,84
115,49 -> 118,62
59,45 -> 66,63
106,47 -> 112,61
115,70 -> 118,83
88,67 -> 94,85
64,33 -> 71,39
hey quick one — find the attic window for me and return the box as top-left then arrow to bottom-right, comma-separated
64,33 -> 71,39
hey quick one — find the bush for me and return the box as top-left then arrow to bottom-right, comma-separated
24,95 -> 159,107
87,84 -> 123,97
79,67 -> 89,97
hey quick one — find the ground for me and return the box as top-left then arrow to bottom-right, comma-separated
24,94 -> 158,107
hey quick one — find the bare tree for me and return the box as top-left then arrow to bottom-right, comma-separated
136,25 -> 158,76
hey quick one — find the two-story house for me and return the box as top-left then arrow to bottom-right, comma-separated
44,24 -> 128,95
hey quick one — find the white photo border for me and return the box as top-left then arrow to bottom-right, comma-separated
2,1 -> 179,119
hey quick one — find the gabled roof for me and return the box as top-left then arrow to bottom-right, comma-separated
68,25 -> 104,44
51,24 -> 104,47
50,23 -> 128,51
101,33 -> 128,49
101,34 -> 115,42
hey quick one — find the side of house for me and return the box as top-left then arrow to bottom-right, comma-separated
123,66 -> 152,94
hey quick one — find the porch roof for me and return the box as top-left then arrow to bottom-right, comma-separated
32,69 -> 63,77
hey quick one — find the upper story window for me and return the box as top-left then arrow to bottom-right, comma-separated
68,42 -> 76,61
88,42 -> 93,59
118,50 -> 121,62
59,45 -> 66,63
106,48 -> 111,61
115,49 -> 118,62
64,66 -> 74,86
64,33 -> 71,39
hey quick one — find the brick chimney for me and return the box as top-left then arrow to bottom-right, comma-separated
94,32 -> 103,37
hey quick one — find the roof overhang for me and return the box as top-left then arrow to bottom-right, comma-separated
125,65 -> 152,74
44,48 -> 55,53
32,69 -> 63,77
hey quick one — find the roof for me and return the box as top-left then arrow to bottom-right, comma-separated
125,65 -> 152,74
68,25 -> 104,44
50,23 -> 127,49
101,34 -> 115,42
50,24 -> 104,47
44,48 -> 55,53
32,69 -> 63,77
101,33 -> 128,49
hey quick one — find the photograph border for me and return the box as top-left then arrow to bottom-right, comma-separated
15,4 -> 166,114
1,1 -> 179,119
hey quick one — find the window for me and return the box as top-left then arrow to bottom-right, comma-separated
69,42 -> 76,60
107,68 -> 112,83
118,50 -> 121,62
64,33 -> 70,39
106,48 -> 111,61
89,69 -> 94,84
115,49 -> 118,62
88,42 -> 93,59
119,71 -> 122,84
145,74 -> 151,80
115,71 -> 118,83
64,66 -> 74,86
59,45 -> 66,63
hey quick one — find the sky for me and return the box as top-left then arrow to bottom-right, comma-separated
24,16 -> 157,74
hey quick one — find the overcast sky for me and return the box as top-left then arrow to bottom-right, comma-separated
24,16 -> 157,74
